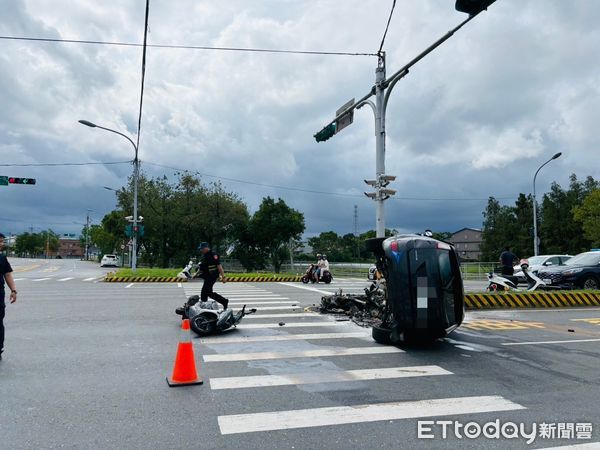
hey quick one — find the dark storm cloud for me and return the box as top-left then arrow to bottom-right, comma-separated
1,0 -> 599,237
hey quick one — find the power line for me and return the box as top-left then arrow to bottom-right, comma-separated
143,160 -> 518,201
0,35 -> 378,57
135,0 -> 150,158
378,0 -> 397,55
0,161 -> 131,167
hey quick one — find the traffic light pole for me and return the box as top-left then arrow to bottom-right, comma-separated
314,9 -> 486,238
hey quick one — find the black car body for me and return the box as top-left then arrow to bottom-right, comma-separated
536,252 -> 600,290
368,234 -> 465,342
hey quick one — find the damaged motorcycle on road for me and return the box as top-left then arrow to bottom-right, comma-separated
175,295 -> 256,336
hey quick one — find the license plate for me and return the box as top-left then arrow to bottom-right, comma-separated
543,278 -> 552,284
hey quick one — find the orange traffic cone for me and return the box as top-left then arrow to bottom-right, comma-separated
166,319 -> 203,387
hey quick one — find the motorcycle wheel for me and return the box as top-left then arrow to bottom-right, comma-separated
190,312 -> 217,336
301,275 -> 310,284
322,273 -> 332,284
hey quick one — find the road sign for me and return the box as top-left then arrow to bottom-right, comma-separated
0,176 -> 7,186
335,98 -> 355,134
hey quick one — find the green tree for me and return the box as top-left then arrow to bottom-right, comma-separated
480,197 -> 519,261
245,197 -> 305,273
308,231 -> 347,261
112,172 -> 250,267
573,189 -> 600,246
539,174 -> 598,254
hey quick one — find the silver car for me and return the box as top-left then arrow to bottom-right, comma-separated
513,254 -> 571,283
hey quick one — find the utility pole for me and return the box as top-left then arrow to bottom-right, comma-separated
314,1 -> 497,238
353,205 -> 360,258
85,210 -> 92,261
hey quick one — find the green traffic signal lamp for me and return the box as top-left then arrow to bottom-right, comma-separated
455,0 -> 496,15
314,123 -> 337,143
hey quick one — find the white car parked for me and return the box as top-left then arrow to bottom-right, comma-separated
513,254 -> 571,283
100,254 -> 119,267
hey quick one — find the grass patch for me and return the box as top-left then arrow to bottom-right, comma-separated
112,268 -> 180,277
111,268 -> 299,278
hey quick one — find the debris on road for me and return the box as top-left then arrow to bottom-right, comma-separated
309,283 -> 387,328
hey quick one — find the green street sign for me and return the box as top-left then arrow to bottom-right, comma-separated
0,176 -> 8,186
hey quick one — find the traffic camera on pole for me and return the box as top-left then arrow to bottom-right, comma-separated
378,175 -> 396,186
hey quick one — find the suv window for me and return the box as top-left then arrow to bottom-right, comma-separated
546,257 -> 560,266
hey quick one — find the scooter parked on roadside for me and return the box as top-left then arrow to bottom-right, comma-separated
177,259 -> 196,280
487,260 -> 559,292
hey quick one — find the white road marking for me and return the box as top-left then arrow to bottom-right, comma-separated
211,365 -> 451,390
278,282 -> 332,296
58,277 -> 75,282
13,278 -> 24,281
33,278 -> 51,282
125,283 -> 135,289
237,305 -> 300,311
229,301 -> 296,306
177,283 -> 182,288
502,338 -> 600,346
238,322 -> 347,329
200,332 -> 370,344
218,395 -> 525,435
226,296 -> 289,300
83,277 -> 96,281
245,313 -> 317,319
203,346 -> 404,362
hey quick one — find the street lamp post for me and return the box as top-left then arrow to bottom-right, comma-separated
79,120 -> 140,272
314,1 -> 497,237
532,152 -> 562,256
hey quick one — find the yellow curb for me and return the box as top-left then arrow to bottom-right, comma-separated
465,291 -> 600,309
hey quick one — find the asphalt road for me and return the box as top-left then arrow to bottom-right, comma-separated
1,265 -> 599,449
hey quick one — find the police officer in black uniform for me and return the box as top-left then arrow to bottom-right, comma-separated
1,232 -> 18,360
197,242 -> 229,309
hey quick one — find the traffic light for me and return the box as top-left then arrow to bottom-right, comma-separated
8,177 -> 36,185
314,123 -> 337,143
0,176 -> 8,186
455,0 -> 496,15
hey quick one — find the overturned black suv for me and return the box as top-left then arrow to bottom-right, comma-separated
367,234 -> 465,344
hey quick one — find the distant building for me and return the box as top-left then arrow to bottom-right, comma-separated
448,227 -> 483,261
58,237 -> 84,258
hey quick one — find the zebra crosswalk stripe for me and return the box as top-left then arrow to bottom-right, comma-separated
210,365 -> 451,390
203,346 -> 404,362
199,332 -> 370,344
237,322 -> 348,329
217,395 -> 526,435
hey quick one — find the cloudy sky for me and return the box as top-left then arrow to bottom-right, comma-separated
1,0 -> 599,238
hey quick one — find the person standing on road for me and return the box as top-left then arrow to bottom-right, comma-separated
499,246 -> 519,276
0,232 -> 18,360
197,242 -> 229,310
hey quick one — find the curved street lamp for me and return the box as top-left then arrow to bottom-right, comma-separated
533,152 -> 562,256
79,120 -> 140,272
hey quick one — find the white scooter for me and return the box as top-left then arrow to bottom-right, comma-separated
177,259 -> 196,280
487,260 -> 555,292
